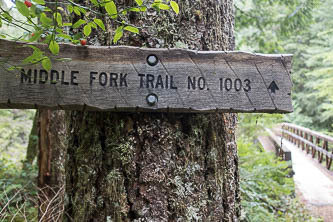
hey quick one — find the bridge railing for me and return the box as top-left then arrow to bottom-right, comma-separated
281,123 -> 333,170
265,128 -> 292,161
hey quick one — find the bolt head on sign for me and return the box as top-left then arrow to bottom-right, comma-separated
146,93 -> 158,106
0,39 -> 293,113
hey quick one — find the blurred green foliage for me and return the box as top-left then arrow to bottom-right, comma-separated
0,109 -> 37,221
284,0 -> 333,135
236,0 -> 331,220
236,0 -> 333,135
0,109 -> 35,163
238,139 -> 322,222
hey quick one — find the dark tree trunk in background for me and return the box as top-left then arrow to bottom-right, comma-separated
24,111 -> 38,166
38,110 -> 66,221
65,0 -> 240,221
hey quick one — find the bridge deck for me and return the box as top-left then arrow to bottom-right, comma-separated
279,136 -> 333,221
280,137 -> 333,205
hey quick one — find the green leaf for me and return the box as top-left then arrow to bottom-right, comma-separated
159,3 -> 170,10
129,7 -> 140,12
151,3 -> 160,10
32,0 -> 45,5
67,5 -> 73,13
170,1 -> 179,14
105,1 -> 117,19
56,28 -> 63,33
89,22 -> 97,29
72,19 -> 86,28
73,6 -> 81,15
16,1 -> 30,17
140,6 -> 147,12
94,18 -> 105,31
124,25 -> 139,34
42,56 -> 51,70
40,13 -> 53,26
135,0 -> 143,6
54,12 -> 62,26
83,24 -> 92,36
63,22 -> 72,26
90,0 -> 98,6
57,34 -> 72,40
113,26 -> 123,43
30,4 -> 37,17
49,40 -> 59,55
77,7 -> 86,14
23,46 -> 43,64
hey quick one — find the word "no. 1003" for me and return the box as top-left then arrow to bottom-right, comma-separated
219,78 -> 251,92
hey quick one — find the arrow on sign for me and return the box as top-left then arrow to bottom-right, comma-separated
268,81 -> 279,93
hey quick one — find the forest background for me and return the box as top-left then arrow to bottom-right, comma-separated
0,0 -> 332,221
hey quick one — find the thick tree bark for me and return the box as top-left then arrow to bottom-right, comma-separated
38,110 -> 66,221
65,0 -> 240,221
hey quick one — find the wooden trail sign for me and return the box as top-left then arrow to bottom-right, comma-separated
0,39 -> 293,113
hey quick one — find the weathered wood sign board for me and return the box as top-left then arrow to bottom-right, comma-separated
0,39 -> 293,113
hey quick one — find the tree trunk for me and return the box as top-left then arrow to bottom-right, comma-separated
24,110 -> 38,166
38,110 -> 66,221
65,1 -> 240,221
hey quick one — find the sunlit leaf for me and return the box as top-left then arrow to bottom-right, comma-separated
89,22 -> 97,29
16,1 -> 30,17
83,24 -> 92,36
159,3 -> 170,10
73,6 -> 81,15
94,18 -> 105,31
49,40 -> 59,55
129,7 -> 140,12
113,26 -> 123,43
124,25 -> 139,34
32,0 -> 45,5
54,12 -> 62,26
170,1 -> 179,14
140,6 -> 147,12
73,19 -> 86,28
105,1 -> 117,19
40,13 -> 53,26
135,0 -> 143,6
42,56 -> 52,70
67,5 -> 73,13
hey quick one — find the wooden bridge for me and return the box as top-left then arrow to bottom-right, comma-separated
259,123 -> 333,221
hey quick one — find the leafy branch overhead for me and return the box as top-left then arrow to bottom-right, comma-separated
0,0 -> 179,70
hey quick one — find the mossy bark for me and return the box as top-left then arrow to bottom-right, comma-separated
65,0 -> 240,221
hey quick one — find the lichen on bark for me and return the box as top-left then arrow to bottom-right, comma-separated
65,0 -> 240,221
